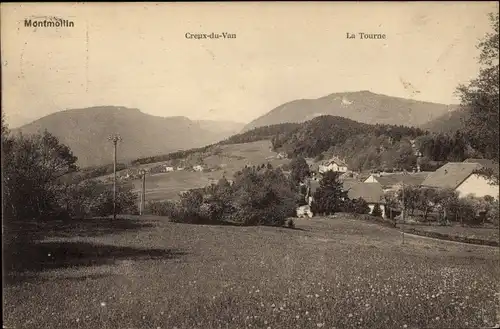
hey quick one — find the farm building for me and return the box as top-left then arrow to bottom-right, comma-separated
421,162 -> 499,199
364,171 -> 430,192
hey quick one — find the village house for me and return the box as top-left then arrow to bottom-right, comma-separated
364,171 -> 430,192
276,152 -> 288,159
318,157 -> 348,174
421,162 -> 499,199
193,165 -> 204,172
296,205 -> 314,218
164,165 -> 175,172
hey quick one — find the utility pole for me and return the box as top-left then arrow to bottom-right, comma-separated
139,169 -> 146,215
401,180 -> 405,244
401,169 -> 409,244
108,134 -> 122,220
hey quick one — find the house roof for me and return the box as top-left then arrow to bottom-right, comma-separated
463,158 -> 499,174
320,157 -> 347,167
421,162 -> 482,189
345,182 -> 385,204
372,172 -> 430,188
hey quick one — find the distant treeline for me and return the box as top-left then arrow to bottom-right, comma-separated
60,162 -> 129,184
131,144 -> 215,166
218,123 -> 301,145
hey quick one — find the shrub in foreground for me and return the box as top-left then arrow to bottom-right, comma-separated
159,166 -> 299,226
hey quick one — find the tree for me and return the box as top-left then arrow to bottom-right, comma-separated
353,198 -> 370,215
431,188 -> 459,223
486,198 -> 499,225
397,185 -> 420,217
384,190 -> 399,220
310,171 -> 348,215
290,156 -> 310,185
3,130 -> 78,222
371,204 -> 383,217
231,166 -> 297,226
416,187 -> 438,221
456,12 -> 499,160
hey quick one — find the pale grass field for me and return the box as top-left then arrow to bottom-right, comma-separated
3,216 -> 499,329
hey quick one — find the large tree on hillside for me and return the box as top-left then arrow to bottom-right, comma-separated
290,156 -> 310,185
456,12 -> 499,160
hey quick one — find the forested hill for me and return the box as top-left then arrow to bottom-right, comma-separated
268,115 -> 477,172
271,115 -> 425,158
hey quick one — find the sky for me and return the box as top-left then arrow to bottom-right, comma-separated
1,2 -> 498,127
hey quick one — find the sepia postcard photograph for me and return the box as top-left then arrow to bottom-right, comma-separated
1,2 -> 499,329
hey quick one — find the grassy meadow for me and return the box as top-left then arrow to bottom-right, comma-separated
4,215 -> 499,329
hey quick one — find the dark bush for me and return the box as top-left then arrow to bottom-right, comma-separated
88,188 -> 138,217
343,197 -> 370,215
148,200 -> 178,217
371,203 -> 383,217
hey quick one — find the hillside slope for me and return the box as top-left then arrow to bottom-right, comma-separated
243,91 -> 459,131
419,108 -> 469,133
14,106 -> 237,167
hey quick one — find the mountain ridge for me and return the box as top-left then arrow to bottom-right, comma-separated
243,91 -> 459,132
14,106 -> 243,168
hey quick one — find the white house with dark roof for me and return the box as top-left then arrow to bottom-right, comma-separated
421,162 -> 499,199
318,157 -> 348,173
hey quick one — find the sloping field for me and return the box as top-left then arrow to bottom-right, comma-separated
128,140 -> 290,201
4,216 -> 499,329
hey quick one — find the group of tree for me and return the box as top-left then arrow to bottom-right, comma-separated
219,123 -> 301,146
131,144 -> 214,166
269,116 -> 431,172
414,131 -> 474,163
148,164 -> 299,226
2,115 -> 138,245
456,12 -> 499,162
329,134 -> 418,172
385,186 -> 499,226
